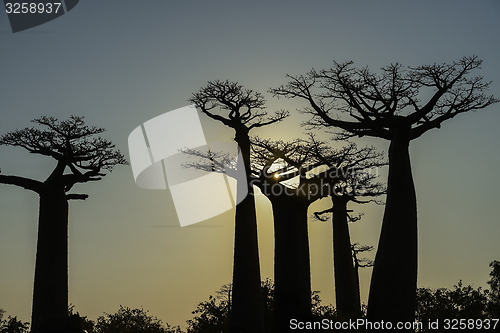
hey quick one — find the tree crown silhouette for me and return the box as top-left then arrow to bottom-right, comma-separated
272,56 -> 498,140
190,79 -> 288,133
0,115 -> 127,199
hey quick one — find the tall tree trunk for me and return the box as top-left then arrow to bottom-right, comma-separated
230,133 -> 265,333
353,261 -> 361,315
272,196 -> 311,332
332,197 -> 360,318
367,128 -> 417,328
31,188 -> 69,332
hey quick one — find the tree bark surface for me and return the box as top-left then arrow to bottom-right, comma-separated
31,188 -> 69,332
332,197 -> 361,319
367,128 -> 417,328
230,133 -> 265,333
271,196 -> 311,332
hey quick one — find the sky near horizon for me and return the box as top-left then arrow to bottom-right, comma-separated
1,1 -> 500,328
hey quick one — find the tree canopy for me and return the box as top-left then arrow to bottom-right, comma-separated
0,115 -> 127,198
190,80 -> 288,133
0,116 -> 127,332
272,56 -> 498,140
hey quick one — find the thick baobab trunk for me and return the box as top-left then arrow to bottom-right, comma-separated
272,196 -> 311,332
332,197 -> 360,318
230,133 -> 265,333
31,188 -> 69,332
367,128 -> 417,327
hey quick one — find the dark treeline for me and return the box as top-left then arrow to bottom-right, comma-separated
1,260 -> 498,332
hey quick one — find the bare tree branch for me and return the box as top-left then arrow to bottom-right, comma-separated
271,56 -> 498,140
66,194 -> 89,200
0,115 -> 127,197
0,173 -> 43,193
190,80 -> 288,132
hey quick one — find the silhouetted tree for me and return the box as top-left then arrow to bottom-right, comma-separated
0,116 -> 127,332
68,305 -> 96,333
0,317 -> 29,333
0,309 -> 29,333
187,280 -> 337,333
183,138 -> 320,331
272,56 -> 498,325
95,306 -> 182,333
252,136 -> 384,325
250,138 -> 327,331
351,243 -> 374,312
186,284 -> 232,333
189,80 -> 288,333
187,280 -> 275,333
310,139 -> 384,319
416,282 -> 488,331
315,208 -> 376,320
487,260 -> 500,317
310,291 -> 336,320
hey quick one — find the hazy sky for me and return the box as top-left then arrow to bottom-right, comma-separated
1,1 -> 499,328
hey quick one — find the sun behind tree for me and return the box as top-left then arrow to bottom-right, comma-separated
189,80 -> 288,333
272,56 -> 498,325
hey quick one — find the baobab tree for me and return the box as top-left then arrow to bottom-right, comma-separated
184,138 -> 323,331
0,116 -> 127,333
186,137 -> 337,330
351,243 -> 374,312
252,136 -> 385,323
250,138 -> 327,331
189,80 -> 288,333
185,135 -> 383,328
271,56 -> 498,324
309,139 -> 385,319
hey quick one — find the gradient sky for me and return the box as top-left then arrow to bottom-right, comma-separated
1,1 -> 500,328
